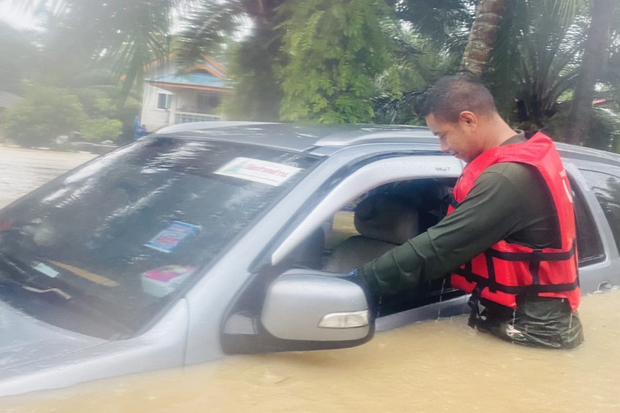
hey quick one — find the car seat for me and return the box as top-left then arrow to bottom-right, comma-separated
323,194 -> 420,274
287,227 -> 326,269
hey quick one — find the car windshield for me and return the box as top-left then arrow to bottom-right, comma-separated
0,137 -> 318,338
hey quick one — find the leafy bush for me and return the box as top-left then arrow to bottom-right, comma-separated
1,83 -> 87,147
80,118 -> 123,142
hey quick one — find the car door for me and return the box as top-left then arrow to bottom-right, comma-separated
565,161 -> 620,292
213,152 -> 467,356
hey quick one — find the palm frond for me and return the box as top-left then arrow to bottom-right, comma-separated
175,1 -> 245,68
551,0 -> 588,27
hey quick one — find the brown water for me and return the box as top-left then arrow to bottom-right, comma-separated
1,147 -> 620,412
0,146 -> 95,208
1,290 -> 620,413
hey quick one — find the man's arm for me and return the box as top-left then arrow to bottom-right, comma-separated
358,166 -> 533,296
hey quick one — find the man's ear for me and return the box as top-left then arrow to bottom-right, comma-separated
458,111 -> 478,130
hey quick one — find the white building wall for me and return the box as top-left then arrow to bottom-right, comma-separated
141,84 -> 177,132
140,60 -> 179,132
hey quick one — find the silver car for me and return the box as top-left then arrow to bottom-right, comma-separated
1,122 -> 619,397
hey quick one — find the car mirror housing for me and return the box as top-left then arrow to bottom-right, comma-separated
261,270 -> 371,342
221,269 -> 375,354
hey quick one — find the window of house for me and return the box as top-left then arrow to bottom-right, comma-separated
580,170 -> 620,255
157,93 -> 172,110
197,94 -> 221,114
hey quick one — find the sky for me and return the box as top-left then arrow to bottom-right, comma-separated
0,4 -> 40,30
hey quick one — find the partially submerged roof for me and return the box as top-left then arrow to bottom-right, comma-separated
154,122 -> 437,152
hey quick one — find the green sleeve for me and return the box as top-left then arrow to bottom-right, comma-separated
359,167 -> 531,296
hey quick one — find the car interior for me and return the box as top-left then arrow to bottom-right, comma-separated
221,177 -> 465,354
285,177 -> 464,317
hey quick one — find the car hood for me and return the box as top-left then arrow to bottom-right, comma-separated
0,300 -> 105,373
0,298 -> 188,398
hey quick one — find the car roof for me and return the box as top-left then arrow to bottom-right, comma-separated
153,121 -> 620,167
154,122 -> 437,152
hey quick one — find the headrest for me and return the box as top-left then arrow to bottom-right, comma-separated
354,194 -> 419,245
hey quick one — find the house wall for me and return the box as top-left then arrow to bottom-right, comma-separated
141,84 -> 177,132
176,89 -> 222,114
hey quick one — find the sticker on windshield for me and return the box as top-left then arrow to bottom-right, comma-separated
214,157 -> 301,186
145,221 -> 200,253
33,262 -> 59,278
142,265 -> 196,297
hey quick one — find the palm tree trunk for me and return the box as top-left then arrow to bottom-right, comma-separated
563,0 -> 615,145
460,0 -> 508,77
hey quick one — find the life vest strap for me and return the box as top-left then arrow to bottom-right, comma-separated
485,242 -> 575,262
454,267 -> 579,294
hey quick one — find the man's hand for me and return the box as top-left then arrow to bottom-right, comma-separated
339,268 -> 380,318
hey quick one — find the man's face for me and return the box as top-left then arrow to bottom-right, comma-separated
425,112 -> 481,163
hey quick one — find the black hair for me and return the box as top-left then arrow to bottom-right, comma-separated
420,74 -> 498,122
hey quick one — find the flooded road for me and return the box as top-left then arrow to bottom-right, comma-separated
0,146 -> 95,208
2,290 -> 620,413
0,146 -> 619,412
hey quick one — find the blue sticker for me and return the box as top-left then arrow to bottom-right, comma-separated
145,221 -> 200,253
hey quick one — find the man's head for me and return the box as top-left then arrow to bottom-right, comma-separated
421,74 -> 506,163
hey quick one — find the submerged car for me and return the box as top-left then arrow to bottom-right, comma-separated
1,122 -> 620,396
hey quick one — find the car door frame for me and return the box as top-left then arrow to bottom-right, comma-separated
565,160 -> 620,292
265,152 -> 468,332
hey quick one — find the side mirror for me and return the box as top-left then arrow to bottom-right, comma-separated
261,270 -> 371,342
221,269 -> 374,354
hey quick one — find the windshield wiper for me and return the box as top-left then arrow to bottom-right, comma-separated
21,286 -> 71,300
0,252 -> 72,299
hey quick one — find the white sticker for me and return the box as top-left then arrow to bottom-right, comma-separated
33,262 -> 59,278
214,157 -> 301,187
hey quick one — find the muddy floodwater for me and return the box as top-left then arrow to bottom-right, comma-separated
1,146 -> 620,412
0,146 -> 95,208
2,290 -> 620,413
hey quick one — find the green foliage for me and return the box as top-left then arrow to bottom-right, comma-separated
73,86 -> 141,142
278,0 -> 397,123
539,107 -> 620,152
220,28 -> 285,121
1,82 -> 87,147
0,22 -> 39,94
80,118 -> 123,142
487,0 -> 585,126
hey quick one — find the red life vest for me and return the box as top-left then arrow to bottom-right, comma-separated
448,132 -> 580,312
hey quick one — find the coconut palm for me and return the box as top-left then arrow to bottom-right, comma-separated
564,0 -> 618,144
11,0 -> 184,102
460,0 -> 507,76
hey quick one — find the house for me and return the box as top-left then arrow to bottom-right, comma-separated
140,56 -> 232,132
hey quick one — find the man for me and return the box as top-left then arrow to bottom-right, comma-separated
134,116 -> 149,140
356,74 -> 584,349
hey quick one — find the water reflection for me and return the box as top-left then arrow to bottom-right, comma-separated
2,290 -> 620,412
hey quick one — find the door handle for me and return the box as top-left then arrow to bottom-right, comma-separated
596,281 -> 619,293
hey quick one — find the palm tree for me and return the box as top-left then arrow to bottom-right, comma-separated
460,0 -> 588,77
12,0 -> 183,102
564,0 -> 617,144
175,0 -> 286,121
0,22 -> 39,94
460,0 -> 507,76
